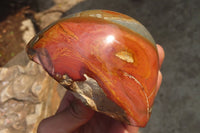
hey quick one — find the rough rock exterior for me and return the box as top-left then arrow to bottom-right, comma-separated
0,59 -> 64,133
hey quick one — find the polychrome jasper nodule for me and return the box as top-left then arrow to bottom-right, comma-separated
26,10 -> 159,127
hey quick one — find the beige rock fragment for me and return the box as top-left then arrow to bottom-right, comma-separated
35,0 -> 85,28
0,61 -> 64,133
20,19 -> 36,44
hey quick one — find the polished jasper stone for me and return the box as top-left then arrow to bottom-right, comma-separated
26,10 -> 159,127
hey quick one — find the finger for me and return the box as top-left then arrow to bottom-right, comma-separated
125,125 -> 139,133
108,121 -> 127,133
109,123 -> 138,133
156,44 -> 165,68
155,71 -> 163,95
56,91 -> 74,114
107,120 -> 138,133
38,93 -> 94,133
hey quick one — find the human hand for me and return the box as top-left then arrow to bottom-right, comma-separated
37,44 -> 165,133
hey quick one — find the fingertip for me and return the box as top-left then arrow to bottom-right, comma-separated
56,91 -> 74,114
155,71 -> 163,94
108,121 -> 139,133
69,99 -> 94,121
125,125 -> 139,133
63,99 -> 94,132
156,44 -> 165,68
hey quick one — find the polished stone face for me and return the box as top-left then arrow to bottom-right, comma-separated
26,10 -> 159,127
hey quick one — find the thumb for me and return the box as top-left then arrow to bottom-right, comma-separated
37,92 -> 94,133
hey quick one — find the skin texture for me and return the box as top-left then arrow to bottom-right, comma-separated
37,44 -> 164,133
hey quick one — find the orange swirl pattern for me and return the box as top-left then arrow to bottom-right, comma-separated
27,10 -> 159,127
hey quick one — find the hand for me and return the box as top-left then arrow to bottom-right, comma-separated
37,44 -> 165,133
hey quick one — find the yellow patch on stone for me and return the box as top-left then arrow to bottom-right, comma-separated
115,51 -> 134,63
